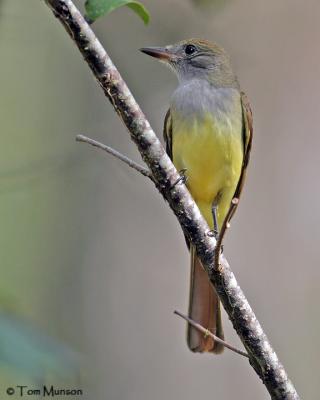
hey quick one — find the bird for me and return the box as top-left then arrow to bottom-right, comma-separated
140,39 -> 252,353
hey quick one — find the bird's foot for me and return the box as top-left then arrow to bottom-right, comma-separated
207,204 -> 220,239
207,229 -> 219,240
171,168 -> 188,188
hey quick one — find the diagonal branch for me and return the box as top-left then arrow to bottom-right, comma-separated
174,310 -> 249,358
43,1 -> 300,399
76,134 -> 152,179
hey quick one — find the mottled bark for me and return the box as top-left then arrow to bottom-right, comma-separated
43,1 -> 300,399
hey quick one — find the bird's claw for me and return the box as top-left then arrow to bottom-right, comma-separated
171,168 -> 188,188
207,229 -> 219,239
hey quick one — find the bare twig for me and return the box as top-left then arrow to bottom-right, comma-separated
174,310 -> 249,358
43,1 -> 300,399
76,134 -> 152,179
214,197 -> 239,270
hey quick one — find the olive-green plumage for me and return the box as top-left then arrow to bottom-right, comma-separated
141,39 -> 252,353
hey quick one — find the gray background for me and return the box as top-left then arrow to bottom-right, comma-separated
1,0 -> 319,398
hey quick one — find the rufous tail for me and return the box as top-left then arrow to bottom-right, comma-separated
187,245 -> 224,353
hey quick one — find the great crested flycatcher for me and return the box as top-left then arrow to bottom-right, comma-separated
141,39 -> 252,353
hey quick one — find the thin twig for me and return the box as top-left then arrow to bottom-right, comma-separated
44,2 -> 300,399
214,197 -> 239,270
174,310 -> 249,358
76,134 -> 153,179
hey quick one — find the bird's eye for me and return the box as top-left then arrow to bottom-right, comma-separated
185,44 -> 197,55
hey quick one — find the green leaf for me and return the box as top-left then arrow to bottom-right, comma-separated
85,0 -> 150,24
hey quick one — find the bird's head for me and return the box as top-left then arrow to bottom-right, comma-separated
140,38 -> 238,88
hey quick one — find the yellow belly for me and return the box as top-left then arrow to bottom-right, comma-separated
172,114 -> 243,228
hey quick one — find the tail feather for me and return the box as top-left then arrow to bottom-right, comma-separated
187,245 -> 224,353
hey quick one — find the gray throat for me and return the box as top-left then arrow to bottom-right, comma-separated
170,79 -> 240,122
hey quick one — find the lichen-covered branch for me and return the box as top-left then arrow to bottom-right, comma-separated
43,1 -> 300,399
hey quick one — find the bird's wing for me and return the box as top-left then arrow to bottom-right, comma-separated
163,109 -> 173,160
228,91 -> 253,222
164,108 -> 191,250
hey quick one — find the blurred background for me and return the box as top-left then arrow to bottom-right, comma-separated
1,0 -> 319,398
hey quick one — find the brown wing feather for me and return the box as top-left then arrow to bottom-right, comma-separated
163,109 -> 173,160
228,91 -> 253,222
164,109 -> 192,247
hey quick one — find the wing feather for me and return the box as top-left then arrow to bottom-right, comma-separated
163,109 -> 173,160
228,91 -> 253,222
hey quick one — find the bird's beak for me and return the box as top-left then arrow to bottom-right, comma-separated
140,46 -> 176,62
